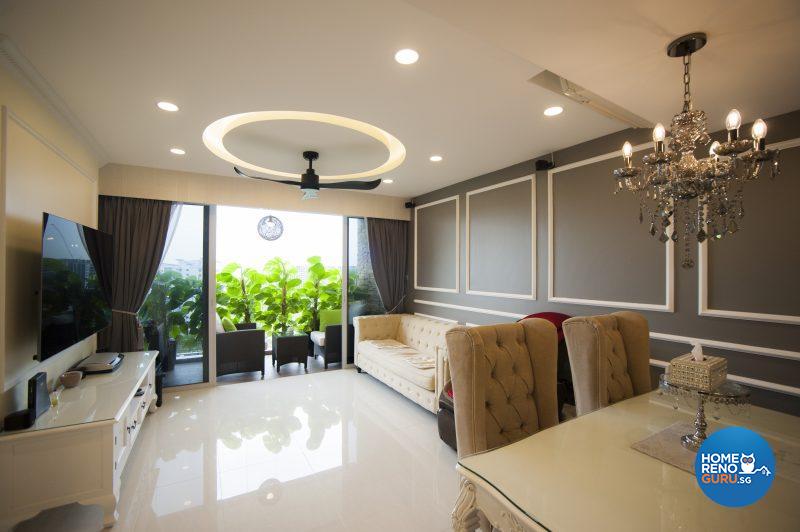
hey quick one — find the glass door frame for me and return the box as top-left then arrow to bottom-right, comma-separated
341,217 -> 352,369
152,201 -> 212,390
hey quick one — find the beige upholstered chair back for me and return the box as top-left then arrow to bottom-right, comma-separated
445,319 -> 559,458
563,311 -> 652,416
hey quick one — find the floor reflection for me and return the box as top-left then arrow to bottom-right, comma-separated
22,369 -> 459,531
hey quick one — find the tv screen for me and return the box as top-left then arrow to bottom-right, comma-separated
39,213 -> 113,360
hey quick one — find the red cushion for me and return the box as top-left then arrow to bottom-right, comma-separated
518,312 -> 571,341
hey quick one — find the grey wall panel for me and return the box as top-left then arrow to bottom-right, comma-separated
707,144 -> 800,317
468,179 -> 532,296
552,157 -> 667,304
408,109 -> 800,416
415,198 -> 457,290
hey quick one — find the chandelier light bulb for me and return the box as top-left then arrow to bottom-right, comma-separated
652,123 -> 666,142
751,119 -> 767,140
622,141 -> 633,159
725,109 -> 742,131
709,141 -> 720,159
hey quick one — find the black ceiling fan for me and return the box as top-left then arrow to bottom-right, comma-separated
234,151 -> 382,199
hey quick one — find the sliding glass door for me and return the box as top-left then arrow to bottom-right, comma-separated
140,204 -> 209,387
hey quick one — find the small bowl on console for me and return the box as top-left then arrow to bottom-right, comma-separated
60,370 -> 83,389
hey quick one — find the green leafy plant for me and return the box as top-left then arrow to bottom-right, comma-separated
296,256 -> 342,332
215,262 -> 266,325
257,257 -> 303,336
139,270 -> 203,352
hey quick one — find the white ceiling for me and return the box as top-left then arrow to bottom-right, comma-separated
0,0 -> 623,198
405,0 -> 800,135
2,1 -> 797,199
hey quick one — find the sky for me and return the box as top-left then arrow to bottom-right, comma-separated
161,205 -> 354,271
216,206 -> 343,269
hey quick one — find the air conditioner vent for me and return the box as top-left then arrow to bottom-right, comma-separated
529,70 -> 651,129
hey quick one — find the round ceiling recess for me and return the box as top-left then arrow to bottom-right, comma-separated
202,111 -> 406,181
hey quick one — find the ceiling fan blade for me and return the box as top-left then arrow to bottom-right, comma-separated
319,179 -> 382,190
234,166 -> 301,186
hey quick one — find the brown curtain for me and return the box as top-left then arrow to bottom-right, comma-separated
366,218 -> 409,313
98,196 -> 174,352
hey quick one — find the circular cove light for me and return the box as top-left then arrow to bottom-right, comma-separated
544,106 -> 563,117
202,111 -> 406,181
157,101 -> 179,112
429,155 -> 443,162
382,179 -> 394,183
170,147 -> 186,155
394,48 -> 419,65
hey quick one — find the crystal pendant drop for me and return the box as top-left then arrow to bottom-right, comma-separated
658,232 -> 669,243
638,207 -> 643,224
696,228 -> 707,242
729,219 -> 739,233
682,256 -> 695,269
649,223 -> 656,236
670,230 -> 678,242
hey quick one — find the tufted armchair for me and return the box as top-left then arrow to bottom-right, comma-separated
445,319 -> 559,458
563,311 -> 652,416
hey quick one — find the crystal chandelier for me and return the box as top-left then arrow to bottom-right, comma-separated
613,33 -> 780,268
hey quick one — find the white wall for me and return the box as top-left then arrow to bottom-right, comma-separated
1,65 -> 100,416
100,163 -> 411,221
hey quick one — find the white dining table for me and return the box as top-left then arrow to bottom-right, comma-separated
454,391 -> 800,532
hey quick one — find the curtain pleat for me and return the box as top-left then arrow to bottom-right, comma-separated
366,218 -> 409,313
98,196 -> 174,352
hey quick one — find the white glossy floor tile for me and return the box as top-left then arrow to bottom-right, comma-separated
15,369 -> 459,531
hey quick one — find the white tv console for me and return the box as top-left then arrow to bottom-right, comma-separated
0,351 -> 158,528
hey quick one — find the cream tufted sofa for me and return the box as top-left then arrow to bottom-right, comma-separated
445,319 -> 559,458
354,314 -> 457,413
563,311 -> 652,416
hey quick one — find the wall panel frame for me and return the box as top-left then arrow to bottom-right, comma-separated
547,143 -> 675,312
698,137 -> 800,325
466,175 -> 536,299
414,195 -> 460,293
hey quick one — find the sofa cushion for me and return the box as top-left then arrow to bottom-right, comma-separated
221,317 -> 237,332
310,330 -> 325,347
319,309 -> 341,331
358,340 -> 436,391
397,315 -> 451,358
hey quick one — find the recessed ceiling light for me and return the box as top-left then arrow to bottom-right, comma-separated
170,147 -> 186,155
157,101 -> 179,112
382,179 -> 394,183
394,48 -> 419,65
429,155 -> 443,162
544,106 -> 563,117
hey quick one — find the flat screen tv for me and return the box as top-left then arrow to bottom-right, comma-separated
39,213 -> 113,360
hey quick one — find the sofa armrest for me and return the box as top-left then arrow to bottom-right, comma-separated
435,346 -> 450,403
353,314 -> 400,366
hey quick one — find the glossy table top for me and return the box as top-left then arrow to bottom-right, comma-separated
1,351 -> 157,437
458,392 -> 800,531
